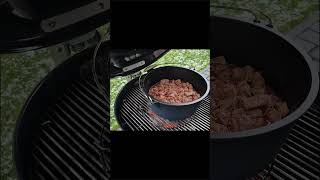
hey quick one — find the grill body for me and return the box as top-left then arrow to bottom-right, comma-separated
14,45 -> 110,179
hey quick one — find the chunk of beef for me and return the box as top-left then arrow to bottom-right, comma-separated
241,95 -> 272,110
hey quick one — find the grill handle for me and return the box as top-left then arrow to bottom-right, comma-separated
138,73 -> 156,104
211,5 -> 273,28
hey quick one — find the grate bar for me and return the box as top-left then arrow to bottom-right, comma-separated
48,126 -> 107,179
38,138 -> 82,179
85,80 -> 106,100
68,87 -> 108,116
286,139 -> 319,159
289,130 -> 320,152
50,114 -> 104,155
309,107 -> 320,114
284,143 -> 320,167
49,115 -> 101,155
34,155 -> 60,180
42,130 -> 96,180
54,106 -> 99,142
275,159 -> 305,180
59,100 -> 101,136
71,84 -> 108,115
122,102 -> 155,131
76,82 -> 107,106
293,125 -> 320,142
64,94 -> 104,128
35,146 -> 71,180
304,112 -> 320,125
281,147 -> 320,174
298,118 -> 320,132
276,154 -> 316,179
272,165 -> 297,180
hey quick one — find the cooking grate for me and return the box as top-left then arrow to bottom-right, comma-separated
249,94 -> 320,180
32,78 -> 110,180
118,86 -> 210,131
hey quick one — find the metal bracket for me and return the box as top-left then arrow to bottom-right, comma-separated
122,61 -> 146,72
68,30 -> 101,54
40,0 -> 110,32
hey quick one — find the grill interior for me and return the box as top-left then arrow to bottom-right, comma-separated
116,68 -> 210,131
32,77 -> 110,179
250,94 -> 320,180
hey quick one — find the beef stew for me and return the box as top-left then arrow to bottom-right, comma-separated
211,56 -> 289,132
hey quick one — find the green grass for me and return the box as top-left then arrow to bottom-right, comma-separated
211,0 -> 319,33
110,49 -> 210,130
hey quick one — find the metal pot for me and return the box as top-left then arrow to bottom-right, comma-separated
139,65 -> 210,121
210,15 -> 319,179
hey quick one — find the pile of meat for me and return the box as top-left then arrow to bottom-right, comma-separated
148,79 -> 201,103
211,56 -> 289,132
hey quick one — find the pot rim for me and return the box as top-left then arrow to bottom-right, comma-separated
143,66 -> 210,106
210,15 -> 319,139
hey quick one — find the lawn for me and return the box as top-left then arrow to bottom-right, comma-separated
110,49 -> 210,130
211,0 -> 319,33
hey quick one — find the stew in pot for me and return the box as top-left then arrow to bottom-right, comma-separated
148,79 -> 200,103
211,56 -> 289,132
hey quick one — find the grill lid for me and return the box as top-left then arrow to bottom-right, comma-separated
0,0 -> 110,53
110,49 -> 169,78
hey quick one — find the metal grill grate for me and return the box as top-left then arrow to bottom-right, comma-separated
32,78 -> 110,180
250,95 -> 320,180
118,86 -> 210,131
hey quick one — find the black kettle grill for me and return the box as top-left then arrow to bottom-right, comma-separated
110,49 -> 211,131
9,1 -> 111,179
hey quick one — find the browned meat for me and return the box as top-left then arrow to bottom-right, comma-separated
149,79 -> 200,103
265,107 -> 282,123
211,56 -> 289,133
252,88 -> 265,95
237,81 -> 251,97
275,102 -> 289,117
240,95 -> 272,110
247,109 -> 263,118
251,72 -> 265,88
212,122 -> 229,132
232,67 -> 246,81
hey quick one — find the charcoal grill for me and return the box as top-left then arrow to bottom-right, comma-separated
111,50 -> 210,131
14,42 -> 110,179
